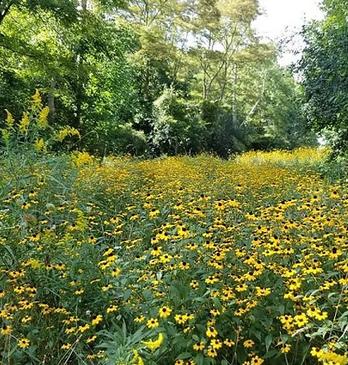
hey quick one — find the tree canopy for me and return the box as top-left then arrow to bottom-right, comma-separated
0,0 -> 317,156
300,0 -> 348,155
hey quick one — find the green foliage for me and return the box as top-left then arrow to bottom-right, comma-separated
0,0 -> 315,156
201,101 -> 249,157
0,0 -> 79,25
85,121 -> 147,155
0,90 -> 81,156
0,3 -> 143,155
1,148 -> 347,364
151,88 -> 207,155
99,323 -> 150,364
317,152 -> 348,181
300,0 -> 348,155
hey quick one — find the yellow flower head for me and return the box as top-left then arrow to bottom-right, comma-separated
1,325 -> 12,336
34,138 -> 46,152
146,318 -> 159,329
72,151 -> 93,166
142,333 -> 164,351
243,339 -> 255,349
78,323 -> 90,333
133,349 -> 144,365
37,106 -> 49,129
193,341 -> 205,351
18,337 -> 30,349
55,126 -> 80,142
32,89 -> 42,108
91,314 -> 103,326
206,326 -> 218,338
61,343 -> 72,350
5,109 -> 14,128
86,335 -> 97,344
106,304 -> 118,314
159,306 -> 172,318
19,112 -> 30,134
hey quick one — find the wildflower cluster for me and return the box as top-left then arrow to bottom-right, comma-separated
0,150 -> 347,364
1,90 -> 80,153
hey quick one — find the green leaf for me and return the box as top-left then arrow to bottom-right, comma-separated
264,349 -> 278,359
194,353 -> 205,365
265,334 -> 272,352
177,352 -> 192,360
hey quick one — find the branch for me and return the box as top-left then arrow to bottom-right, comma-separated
0,0 -> 16,25
0,32 -> 73,76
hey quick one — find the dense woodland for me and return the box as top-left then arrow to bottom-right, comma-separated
0,0 -> 347,159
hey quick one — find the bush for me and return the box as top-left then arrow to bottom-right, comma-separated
83,121 -> 147,156
151,88 -> 207,155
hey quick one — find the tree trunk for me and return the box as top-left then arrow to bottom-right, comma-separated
232,63 -> 238,125
80,0 -> 87,10
74,53 -> 83,130
47,80 -> 56,122
72,0 -> 87,130
0,0 -> 15,25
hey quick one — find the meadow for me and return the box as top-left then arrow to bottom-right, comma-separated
0,139 -> 347,365
1,0 -> 347,363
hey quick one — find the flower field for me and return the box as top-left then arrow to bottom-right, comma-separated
0,150 -> 347,365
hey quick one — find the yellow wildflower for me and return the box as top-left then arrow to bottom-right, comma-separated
91,314 -> 103,326
34,138 -> 46,152
142,333 -> 164,351
158,306 -> 172,318
37,106 -> 49,129
19,112 -> 30,134
133,349 -> 144,365
18,338 -> 30,349
32,89 -> 42,107
146,318 -> 159,329
5,109 -> 14,127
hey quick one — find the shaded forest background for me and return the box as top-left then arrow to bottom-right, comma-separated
0,0 -> 347,158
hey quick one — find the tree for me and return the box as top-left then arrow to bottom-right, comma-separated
300,0 -> 348,155
0,0 -> 141,155
187,0 -> 259,103
151,87 -> 207,154
0,0 -> 314,156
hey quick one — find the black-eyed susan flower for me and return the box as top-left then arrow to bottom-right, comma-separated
159,306 -> 172,318
78,323 -> 90,333
174,360 -> 185,365
1,325 -> 12,335
243,339 -> 255,349
249,355 -> 264,365
224,338 -> 235,347
193,341 -> 205,351
91,314 -> 103,326
210,338 -> 222,349
146,318 -> 159,329
61,343 -> 72,350
281,344 -> 291,353
86,335 -> 97,344
206,346 -> 218,358
18,338 -> 30,349
106,304 -> 118,314
206,326 -> 218,338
